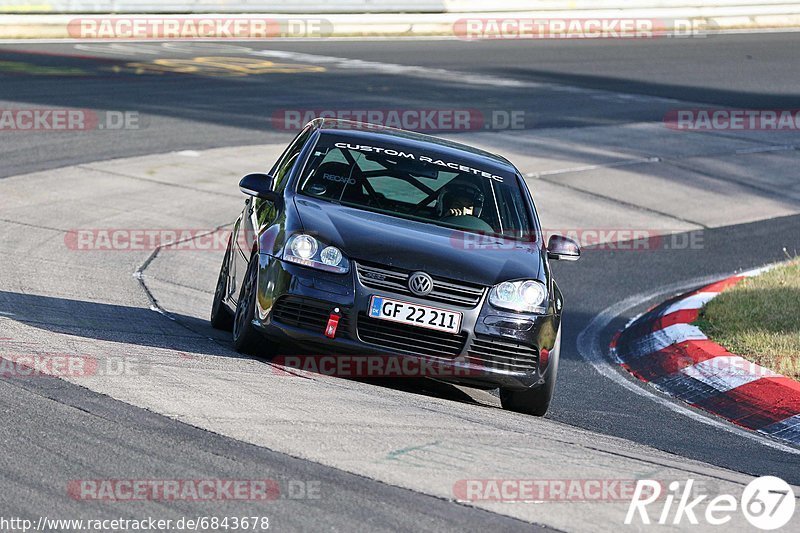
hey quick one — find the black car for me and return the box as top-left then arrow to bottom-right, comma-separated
211,119 -> 580,415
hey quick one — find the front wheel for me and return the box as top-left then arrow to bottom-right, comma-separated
232,254 -> 268,355
210,236 -> 234,330
500,329 -> 561,416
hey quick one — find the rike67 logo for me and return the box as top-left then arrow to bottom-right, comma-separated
626,476 -> 795,529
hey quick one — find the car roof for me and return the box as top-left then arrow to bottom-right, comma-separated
310,118 -> 518,174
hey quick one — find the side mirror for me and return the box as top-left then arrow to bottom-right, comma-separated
239,173 -> 282,206
547,234 -> 581,261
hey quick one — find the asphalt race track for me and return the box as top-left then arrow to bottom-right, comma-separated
1,34 -> 799,531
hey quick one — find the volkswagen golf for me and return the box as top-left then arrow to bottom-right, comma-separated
211,119 -> 580,415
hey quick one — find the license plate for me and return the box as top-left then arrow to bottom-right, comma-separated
368,296 -> 462,334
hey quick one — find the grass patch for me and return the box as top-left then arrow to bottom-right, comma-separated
694,259 -> 800,380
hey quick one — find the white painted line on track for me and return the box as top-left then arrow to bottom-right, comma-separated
734,145 -> 797,154
0,39 -> 769,110
525,156 -> 661,179
252,48 -> 543,89
249,48 -> 683,104
576,275 -> 800,455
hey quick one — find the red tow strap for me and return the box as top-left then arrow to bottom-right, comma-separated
325,307 -> 342,339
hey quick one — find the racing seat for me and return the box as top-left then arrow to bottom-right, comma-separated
304,162 -> 366,204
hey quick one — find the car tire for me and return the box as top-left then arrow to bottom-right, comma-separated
210,236 -> 235,331
499,328 -> 561,417
232,254 -> 269,355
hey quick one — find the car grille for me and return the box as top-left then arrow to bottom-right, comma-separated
271,296 -> 350,337
355,262 -> 485,307
465,335 -> 538,373
356,313 -> 467,358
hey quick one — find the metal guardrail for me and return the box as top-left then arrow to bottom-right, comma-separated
2,0 -> 799,14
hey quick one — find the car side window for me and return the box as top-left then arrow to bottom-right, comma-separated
270,126 -> 312,192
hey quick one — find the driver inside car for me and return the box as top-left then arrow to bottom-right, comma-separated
437,181 -> 484,219
446,194 -> 476,217
436,180 -> 495,232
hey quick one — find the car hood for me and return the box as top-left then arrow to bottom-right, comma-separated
293,196 -> 543,286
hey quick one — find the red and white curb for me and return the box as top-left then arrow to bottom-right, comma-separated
611,266 -> 800,447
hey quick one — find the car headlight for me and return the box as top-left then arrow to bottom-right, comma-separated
290,234 -> 317,260
488,280 -> 548,313
284,234 -> 350,274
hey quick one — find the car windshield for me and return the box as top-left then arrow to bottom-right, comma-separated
297,135 -> 535,240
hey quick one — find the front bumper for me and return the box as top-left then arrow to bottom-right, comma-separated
252,253 -> 560,390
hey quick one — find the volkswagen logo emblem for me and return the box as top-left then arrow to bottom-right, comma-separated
408,272 -> 434,296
